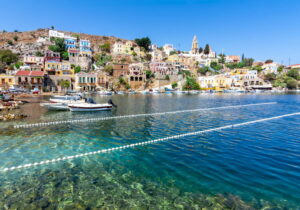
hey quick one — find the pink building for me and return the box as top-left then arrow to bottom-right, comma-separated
149,62 -> 178,79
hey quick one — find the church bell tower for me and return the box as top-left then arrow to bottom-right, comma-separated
191,35 -> 199,54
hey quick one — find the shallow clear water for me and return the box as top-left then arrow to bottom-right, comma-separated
0,93 -> 299,209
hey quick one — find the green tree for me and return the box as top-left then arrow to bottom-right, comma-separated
252,65 -> 263,73
134,37 -> 151,51
99,42 -> 111,53
264,73 -> 277,81
14,30 -> 18,32
199,47 -> 203,54
13,36 -> 19,41
287,69 -> 300,80
286,78 -> 298,89
35,51 -> 44,57
183,76 -> 200,90
145,54 -> 152,61
218,54 -> 226,64
171,82 -> 178,89
104,65 -> 113,75
118,77 -> 130,89
59,80 -> 71,91
197,66 -> 211,75
51,26 -> 55,30
74,66 -> 81,73
169,50 -> 177,56
243,58 -> 254,67
95,54 -> 112,67
265,59 -> 273,64
7,40 -> 13,45
15,61 -> 23,69
145,70 -> 155,79
165,75 -> 170,80
210,62 -> 222,71
0,49 -> 18,69
48,37 -> 67,59
62,51 -> 69,60
277,66 -> 284,73
204,44 -> 210,55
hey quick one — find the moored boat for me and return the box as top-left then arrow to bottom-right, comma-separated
68,103 -> 113,111
68,98 -> 114,112
41,103 -> 70,111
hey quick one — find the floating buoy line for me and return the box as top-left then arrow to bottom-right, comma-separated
2,111 -> 299,173
13,102 -> 276,129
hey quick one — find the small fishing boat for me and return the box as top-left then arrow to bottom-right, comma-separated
98,90 -> 113,95
139,90 -> 149,94
68,98 -> 116,112
49,95 -> 83,103
41,102 -> 70,111
116,91 -> 125,95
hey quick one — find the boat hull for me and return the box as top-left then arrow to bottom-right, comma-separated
41,103 -> 70,111
68,104 -> 113,112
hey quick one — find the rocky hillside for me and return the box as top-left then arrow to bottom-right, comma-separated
0,28 -> 129,55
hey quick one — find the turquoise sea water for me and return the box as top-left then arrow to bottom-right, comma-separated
0,93 -> 299,209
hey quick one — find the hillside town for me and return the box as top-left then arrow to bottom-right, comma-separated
0,28 -> 299,94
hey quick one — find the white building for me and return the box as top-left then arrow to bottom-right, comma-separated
49,30 -> 65,38
112,41 -> 141,55
75,72 -> 98,91
23,55 -> 44,65
262,63 -> 280,74
48,30 -> 74,39
163,44 -> 175,56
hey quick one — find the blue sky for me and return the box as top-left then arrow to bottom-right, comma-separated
0,0 -> 299,64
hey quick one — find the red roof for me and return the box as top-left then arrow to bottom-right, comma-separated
16,71 -> 44,77
288,64 -> 300,67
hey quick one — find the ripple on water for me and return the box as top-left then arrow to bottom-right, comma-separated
0,94 -> 300,209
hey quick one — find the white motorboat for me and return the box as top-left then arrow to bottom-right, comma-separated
49,98 -> 85,104
139,90 -> 149,94
98,91 -> 113,95
49,94 -> 84,104
40,102 -> 70,111
68,98 -> 115,112
68,103 -> 113,112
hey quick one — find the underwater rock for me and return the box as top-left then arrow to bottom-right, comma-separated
0,161 -> 292,209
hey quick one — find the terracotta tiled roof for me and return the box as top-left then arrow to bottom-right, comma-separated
30,71 -> 44,76
16,70 -> 30,76
288,64 -> 300,67
16,71 -> 44,77
227,55 -> 240,60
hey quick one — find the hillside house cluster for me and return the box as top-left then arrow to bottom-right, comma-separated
0,30 -> 285,92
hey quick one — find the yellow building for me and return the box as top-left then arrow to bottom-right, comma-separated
0,74 -> 16,89
55,61 -> 75,76
198,75 -> 235,91
229,68 -> 250,75
45,61 -> 61,71
167,54 -> 179,62
112,41 -> 142,56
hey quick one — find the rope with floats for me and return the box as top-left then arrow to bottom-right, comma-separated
2,111 -> 299,173
13,102 -> 277,129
